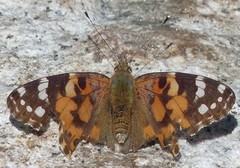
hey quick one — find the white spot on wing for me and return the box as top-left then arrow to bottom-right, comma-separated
15,107 -> 19,113
228,93 -> 234,102
210,103 -> 216,109
196,87 -> 205,98
177,118 -> 182,123
167,72 -> 176,77
65,80 -> 76,97
35,106 -> 45,117
194,77 -> 206,101
227,94 -> 233,102
217,97 -> 223,102
223,103 -> 227,109
17,87 -> 26,97
196,75 -> 204,80
38,82 -> 48,91
40,77 -> 48,82
26,106 -> 32,112
69,73 -> 77,77
196,80 -> 206,89
208,116 -> 213,120
196,121 -> 203,127
218,84 -> 226,94
38,90 -> 48,100
20,99 -> 25,106
198,104 -> 209,114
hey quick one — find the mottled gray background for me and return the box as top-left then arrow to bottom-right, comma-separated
0,0 -> 240,167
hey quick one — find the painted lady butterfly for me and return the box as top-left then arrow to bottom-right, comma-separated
7,58 -> 236,157
7,13 -> 236,157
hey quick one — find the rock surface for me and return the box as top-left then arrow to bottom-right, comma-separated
0,1 -> 240,167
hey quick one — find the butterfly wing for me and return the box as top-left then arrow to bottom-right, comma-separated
7,72 -> 110,156
135,72 -> 235,156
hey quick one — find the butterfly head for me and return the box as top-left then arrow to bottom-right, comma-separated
114,57 -> 132,73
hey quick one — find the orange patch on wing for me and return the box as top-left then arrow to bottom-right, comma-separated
144,124 -> 155,139
56,93 -> 62,100
89,125 -> 100,141
157,124 -> 176,148
157,124 -> 175,148
161,124 -> 175,139
68,125 -> 83,138
60,122 -> 84,157
68,126 -> 83,150
151,96 -> 166,121
167,78 -> 179,96
157,134 -> 166,148
181,91 -> 187,97
173,96 -> 188,111
79,96 -> 93,123
181,118 -> 191,128
56,97 -> 70,112
56,97 -> 78,130
166,96 -> 190,128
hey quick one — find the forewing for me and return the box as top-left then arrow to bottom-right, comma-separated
135,72 -> 235,156
7,72 -> 110,156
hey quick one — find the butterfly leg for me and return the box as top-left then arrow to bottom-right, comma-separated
158,133 -> 180,157
170,136 -> 180,157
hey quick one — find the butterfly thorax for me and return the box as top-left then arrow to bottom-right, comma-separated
109,65 -> 134,145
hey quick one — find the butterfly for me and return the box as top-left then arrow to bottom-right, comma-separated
7,51 -> 236,157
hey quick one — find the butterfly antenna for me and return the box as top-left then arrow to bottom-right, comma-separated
87,35 -> 114,68
84,11 -> 118,67
133,42 -> 173,77
127,15 -> 170,64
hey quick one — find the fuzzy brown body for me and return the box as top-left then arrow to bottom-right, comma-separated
110,70 -> 134,145
96,67 -> 150,153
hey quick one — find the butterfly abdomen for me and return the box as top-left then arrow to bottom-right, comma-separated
109,70 -> 135,148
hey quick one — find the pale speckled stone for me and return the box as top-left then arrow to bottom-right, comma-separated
0,0 -> 240,168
